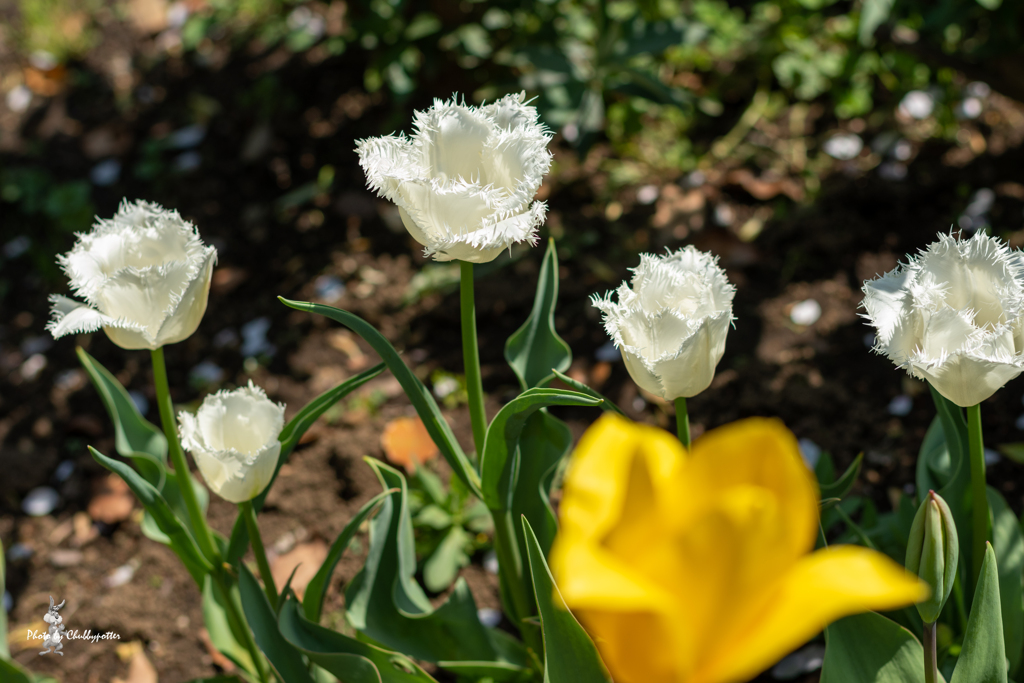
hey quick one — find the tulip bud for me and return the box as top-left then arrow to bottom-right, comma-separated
592,247 -> 736,400
178,382 -> 285,503
47,199 -> 217,350
905,490 -> 959,623
356,93 -> 553,263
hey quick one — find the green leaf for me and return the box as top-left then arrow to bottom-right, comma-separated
76,346 -> 166,481
277,363 -> 386,465
549,370 -> 626,416
505,239 -> 572,390
201,574 -> 256,675
414,505 -> 453,530
344,459 -> 501,663
521,516 -> 612,683
181,677 -> 245,683
279,298 -> 481,498
988,488 -> 1023,676
0,661 -> 33,683
238,564 -> 315,683
303,489 -> 392,624
480,388 -> 601,511
140,470 -> 209,547
951,543 -> 1007,683
820,611 -> 926,683
820,453 -> 864,501
279,595 -> 440,683
227,364 -> 385,563
512,412 -> 572,563
975,0 -> 1002,9
77,347 -> 211,546
423,526 -> 471,593
89,446 -> 212,584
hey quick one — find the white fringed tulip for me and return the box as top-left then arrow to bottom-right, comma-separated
356,93 -> 552,263
47,199 -> 217,350
178,382 -> 285,503
862,232 -> 1024,407
594,247 -> 736,400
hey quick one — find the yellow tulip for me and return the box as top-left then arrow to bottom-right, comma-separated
550,414 -> 929,683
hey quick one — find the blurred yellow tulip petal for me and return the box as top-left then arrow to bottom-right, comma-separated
553,416 -> 929,683
706,545 -> 930,683
558,413 -> 679,542
684,417 -> 819,562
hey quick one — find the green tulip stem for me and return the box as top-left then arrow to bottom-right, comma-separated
923,621 -> 938,683
212,569 -> 268,683
967,403 -> 989,587
674,397 -> 690,450
240,500 -> 278,609
460,261 -> 487,456
151,347 -> 217,562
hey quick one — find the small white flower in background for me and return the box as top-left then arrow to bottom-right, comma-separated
178,381 -> 285,503
47,199 -> 217,350
356,93 -> 553,263
862,232 -> 1024,407
593,246 -> 736,401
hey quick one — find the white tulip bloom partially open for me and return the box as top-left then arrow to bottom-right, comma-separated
594,247 -> 736,400
47,199 -> 217,350
862,232 -> 1024,407
178,382 -> 285,503
356,93 -> 553,263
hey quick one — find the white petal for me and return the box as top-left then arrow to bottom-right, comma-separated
862,267 -> 914,345
914,353 -> 1023,407
414,99 -> 493,184
46,294 -> 150,344
356,134 -> 424,206
621,347 -> 665,398
918,307 -> 977,362
154,247 -> 216,346
654,314 -> 732,399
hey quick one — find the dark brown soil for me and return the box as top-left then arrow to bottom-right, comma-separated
3,11 -> 1024,683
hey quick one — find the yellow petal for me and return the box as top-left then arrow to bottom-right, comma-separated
681,418 -> 819,563
552,413 -> 683,611
574,609 -> 683,683
558,413 -> 680,544
698,545 -> 930,683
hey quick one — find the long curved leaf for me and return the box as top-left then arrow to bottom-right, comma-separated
550,370 -> 626,416
279,297 -> 481,498
77,346 -> 166,482
951,543 -> 1007,683
480,388 -> 601,511
201,574 -> 256,675
820,453 -> 864,500
505,238 -> 571,390
988,487 -> 1023,676
513,412 -> 572,566
226,363 -> 386,563
304,489 -> 392,623
521,516 -> 611,683
280,595 -> 439,683
820,611 -> 925,683
89,446 -> 212,585
238,565 -> 315,683
344,459 -> 500,663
